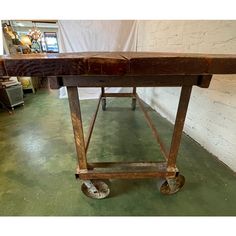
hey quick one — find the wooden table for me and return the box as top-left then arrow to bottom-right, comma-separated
1,52 -> 236,199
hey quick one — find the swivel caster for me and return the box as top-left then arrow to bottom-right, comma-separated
157,174 -> 185,195
81,180 -> 110,199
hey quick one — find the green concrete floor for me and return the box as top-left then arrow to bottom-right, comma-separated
0,89 -> 235,216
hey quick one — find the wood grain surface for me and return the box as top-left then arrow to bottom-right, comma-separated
1,52 -> 236,77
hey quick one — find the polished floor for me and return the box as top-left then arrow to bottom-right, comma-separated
0,89 -> 235,216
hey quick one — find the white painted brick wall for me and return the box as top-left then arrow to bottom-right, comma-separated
137,20 -> 236,171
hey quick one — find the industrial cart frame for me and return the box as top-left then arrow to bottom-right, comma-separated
63,74 -> 212,198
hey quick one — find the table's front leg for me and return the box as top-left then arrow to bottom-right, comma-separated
67,86 -> 87,170
67,86 -> 110,199
159,85 -> 192,195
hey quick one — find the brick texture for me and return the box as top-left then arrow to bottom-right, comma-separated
137,20 -> 236,171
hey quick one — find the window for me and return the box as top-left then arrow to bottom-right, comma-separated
43,32 -> 59,53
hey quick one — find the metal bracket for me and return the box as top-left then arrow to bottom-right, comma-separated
83,180 -> 99,194
166,178 -> 177,192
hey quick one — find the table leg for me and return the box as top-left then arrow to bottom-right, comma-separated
67,86 -> 87,171
167,85 -> 193,171
132,87 -> 137,110
101,87 -> 105,96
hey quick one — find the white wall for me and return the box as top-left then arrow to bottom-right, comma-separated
137,20 -> 236,171
0,22 -> 3,55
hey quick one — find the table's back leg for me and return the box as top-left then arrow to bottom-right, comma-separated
101,87 -> 105,96
101,87 -> 106,110
167,85 -> 193,171
132,87 -> 137,110
67,86 -> 87,171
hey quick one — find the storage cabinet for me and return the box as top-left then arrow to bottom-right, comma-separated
18,77 -> 36,93
0,84 -> 24,110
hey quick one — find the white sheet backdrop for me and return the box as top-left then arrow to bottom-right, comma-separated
57,20 -> 138,99
0,23 -> 3,55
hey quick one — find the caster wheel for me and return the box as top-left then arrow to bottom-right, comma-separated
81,180 -> 110,199
157,174 -> 185,195
131,98 -> 136,110
102,98 -> 106,111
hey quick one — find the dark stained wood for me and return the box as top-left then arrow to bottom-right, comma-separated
86,53 -> 128,75
101,87 -> 105,96
4,57 -> 86,76
1,52 -> 236,77
122,52 -> 235,75
2,52 -> 127,76
48,76 -> 63,89
62,75 -> 200,87
197,75 -> 212,88
209,57 -> 236,74
120,51 -> 236,59
130,57 -> 209,75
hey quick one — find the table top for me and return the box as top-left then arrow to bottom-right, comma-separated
1,52 -> 236,77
